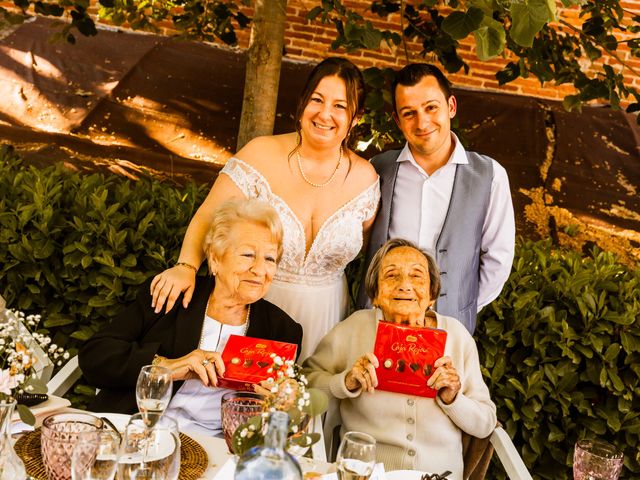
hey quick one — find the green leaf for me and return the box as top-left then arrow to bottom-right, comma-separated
513,290 -> 538,310
508,378 -> 527,396
603,343 -> 621,363
563,94 -> 582,112
509,0 -> 550,48
544,0 -> 557,21
303,388 -> 328,417
17,404 -> 36,426
470,0 -> 495,16
44,314 -> 75,328
620,332 -> 639,353
474,16 -> 506,60
24,377 -> 48,394
441,7 -> 484,40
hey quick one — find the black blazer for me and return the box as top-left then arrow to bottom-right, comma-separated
79,276 -> 303,413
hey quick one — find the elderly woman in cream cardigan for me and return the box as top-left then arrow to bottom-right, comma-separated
304,239 -> 496,479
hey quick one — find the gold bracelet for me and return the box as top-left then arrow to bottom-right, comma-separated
175,262 -> 197,272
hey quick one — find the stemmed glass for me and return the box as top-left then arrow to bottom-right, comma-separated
336,431 -> 377,480
573,438 -> 624,480
117,414 -> 180,480
136,365 -> 173,428
70,430 -> 120,480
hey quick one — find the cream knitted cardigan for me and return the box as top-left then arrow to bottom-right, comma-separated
304,309 -> 497,480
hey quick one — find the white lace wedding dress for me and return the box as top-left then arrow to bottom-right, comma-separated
221,158 -> 380,360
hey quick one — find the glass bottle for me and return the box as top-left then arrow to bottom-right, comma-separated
234,411 -> 302,480
0,399 -> 27,480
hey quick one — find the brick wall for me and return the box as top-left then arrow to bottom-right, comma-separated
277,1 -> 640,102
4,0 -> 639,102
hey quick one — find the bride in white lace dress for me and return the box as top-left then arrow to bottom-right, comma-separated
150,58 -> 380,360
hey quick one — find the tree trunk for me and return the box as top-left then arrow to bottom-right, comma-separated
236,0 -> 288,151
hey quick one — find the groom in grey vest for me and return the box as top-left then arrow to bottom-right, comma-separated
357,63 -> 515,334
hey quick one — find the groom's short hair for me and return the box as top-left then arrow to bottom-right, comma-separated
391,63 -> 453,113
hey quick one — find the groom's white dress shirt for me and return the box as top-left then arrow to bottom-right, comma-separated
388,133 -> 515,311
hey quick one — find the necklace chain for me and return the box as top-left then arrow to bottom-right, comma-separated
200,295 -> 251,347
296,146 -> 342,188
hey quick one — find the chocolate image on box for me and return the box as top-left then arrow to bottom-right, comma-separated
231,357 -> 240,365
373,322 -> 447,398
243,359 -> 253,368
257,361 -> 270,368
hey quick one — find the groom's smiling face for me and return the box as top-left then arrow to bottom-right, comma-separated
393,75 -> 457,163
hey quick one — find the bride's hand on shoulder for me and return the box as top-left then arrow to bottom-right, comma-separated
150,265 -> 197,313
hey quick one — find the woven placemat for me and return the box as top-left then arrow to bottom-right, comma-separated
15,428 -> 208,480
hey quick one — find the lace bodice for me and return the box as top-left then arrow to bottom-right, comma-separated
221,157 -> 380,285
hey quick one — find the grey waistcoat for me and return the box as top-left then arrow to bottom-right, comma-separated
357,148 -> 493,334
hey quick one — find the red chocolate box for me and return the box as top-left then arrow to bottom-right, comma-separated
219,335 -> 298,391
373,321 -> 447,398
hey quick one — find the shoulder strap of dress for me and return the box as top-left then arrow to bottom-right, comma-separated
219,157 -> 273,196
356,178 -> 381,221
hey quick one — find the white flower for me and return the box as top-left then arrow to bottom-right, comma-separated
0,369 -> 18,395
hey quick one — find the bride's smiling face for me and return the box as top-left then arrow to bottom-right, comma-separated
300,75 -> 353,147
374,246 -> 435,326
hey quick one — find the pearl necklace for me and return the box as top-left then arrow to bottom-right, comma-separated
200,296 -> 251,347
296,146 -> 342,188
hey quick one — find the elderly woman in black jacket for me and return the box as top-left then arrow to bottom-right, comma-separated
79,198 -> 302,436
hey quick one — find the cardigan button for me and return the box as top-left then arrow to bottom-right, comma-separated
407,417 -> 415,425
406,434 -> 413,441
408,449 -> 416,457
407,398 -> 415,406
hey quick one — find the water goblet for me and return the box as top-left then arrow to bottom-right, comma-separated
136,365 -> 173,428
117,413 -> 180,480
220,391 -> 265,453
573,438 -> 624,480
336,431 -> 376,480
70,430 -> 120,480
41,413 -> 104,480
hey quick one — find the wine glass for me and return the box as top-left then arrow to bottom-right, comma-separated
573,438 -> 624,480
117,414 -> 180,480
71,430 -> 120,480
336,431 -> 376,480
136,365 -> 173,428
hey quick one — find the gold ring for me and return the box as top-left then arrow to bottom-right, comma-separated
202,359 -> 210,367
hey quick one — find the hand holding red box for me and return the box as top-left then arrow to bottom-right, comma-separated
373,321 -> 447,398
219,335 -> 298,391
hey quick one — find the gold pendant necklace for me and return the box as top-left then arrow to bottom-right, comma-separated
296,146 -> 342,188
200,296 -> 251,348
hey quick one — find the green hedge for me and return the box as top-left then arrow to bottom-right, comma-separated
0,145 -> 208,351
2,147 -> 639,478
476,240 -> 640,479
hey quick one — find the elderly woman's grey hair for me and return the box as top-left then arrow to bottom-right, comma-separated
364,238 -> 441,303
203,198 -> 284,273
